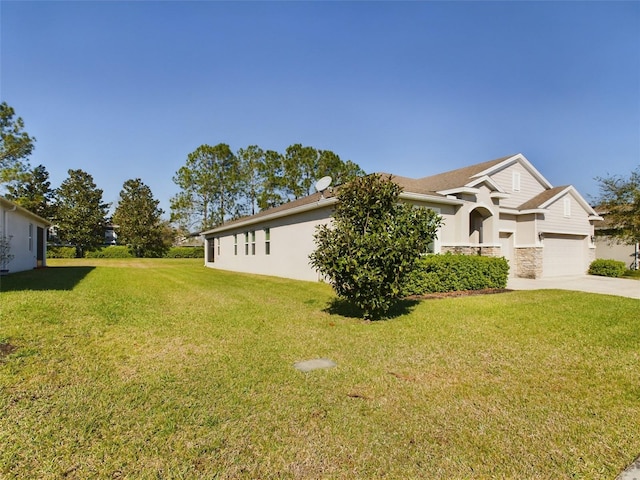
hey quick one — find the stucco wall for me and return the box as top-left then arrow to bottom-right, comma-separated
596,237 -> 638,267
205,205 -> 333,282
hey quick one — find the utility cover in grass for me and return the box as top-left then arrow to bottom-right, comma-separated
294,358 -> 337,372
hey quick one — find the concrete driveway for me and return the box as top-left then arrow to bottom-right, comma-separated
507,275 -> 640,300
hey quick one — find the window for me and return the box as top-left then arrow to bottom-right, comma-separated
564,197 -> 571,217
264,228 -> 270,255
512,171 -> 521,192
250,231 -> 256,255
244,232 -> 249,255
234,234 -> 238,255
28,223 -> 33,251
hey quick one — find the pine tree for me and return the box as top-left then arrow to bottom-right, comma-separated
5,164 -> 55,220
54,169 -> 110,257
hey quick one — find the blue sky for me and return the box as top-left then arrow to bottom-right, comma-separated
2,1 -> 639,216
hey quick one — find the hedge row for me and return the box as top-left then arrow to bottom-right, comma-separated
588,259 -> 626,278
47,246 -> 77,258
164,247 -> 205,258
85,246 -> 134,258
403,254 -> 510,295
47,246 -> 205,259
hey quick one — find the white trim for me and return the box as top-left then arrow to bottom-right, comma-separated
399,192 -> 464,205
499,207 -> 548,215
466,175 -> 506,192
490,192 -> 510,199
437,187 -> 481,196
538,230 -> 589,237
202,197 -> 338,236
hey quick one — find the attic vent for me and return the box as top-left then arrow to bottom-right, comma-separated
512,172 -> 521,192
564,197 -> 571,217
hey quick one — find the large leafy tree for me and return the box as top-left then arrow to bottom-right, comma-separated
0,102 -> 35,185
595,167 -> 640,246
171,143 -> 241,231
54,169 -> 110,258
310,174 -> 442,319
4,164 -> 55,220
112,178 -> 168,258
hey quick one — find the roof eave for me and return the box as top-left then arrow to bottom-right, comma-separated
202,197 -> 338,235
500,207 -> 548,215
0,196 -> 53,226
436,187 -> 481,196
399,192 -> 464,205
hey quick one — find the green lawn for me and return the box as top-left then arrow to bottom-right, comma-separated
1,259 -> 639,479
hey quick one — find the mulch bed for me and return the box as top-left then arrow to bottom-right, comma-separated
405,288 -> 512,300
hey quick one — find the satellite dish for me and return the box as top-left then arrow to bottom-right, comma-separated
315,176 -> 332,193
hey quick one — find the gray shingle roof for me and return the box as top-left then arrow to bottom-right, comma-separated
204,154 -> 529,233
517,186 -> 569,210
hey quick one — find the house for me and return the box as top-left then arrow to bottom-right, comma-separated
201,153 -> 602,281
0,196 -> 51,274
593,209 -> 639,269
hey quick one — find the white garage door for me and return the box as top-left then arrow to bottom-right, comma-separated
542,234 -> 588,277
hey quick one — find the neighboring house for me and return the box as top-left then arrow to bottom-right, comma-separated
104,224 -> 118,245
201,153 -> 602,281
0,196 -> 51,274
593,210 -> 639,269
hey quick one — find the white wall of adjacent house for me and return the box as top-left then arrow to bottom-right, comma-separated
1,205 -> 45,273
204,206 -> 333,282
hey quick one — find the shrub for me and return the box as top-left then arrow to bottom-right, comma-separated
309,174 -> 442,319
85,246 -> 134,258
588,259 -> 626,278
164,246 -> 205,258
403,254 -> 510,295
47,246 -> 77,258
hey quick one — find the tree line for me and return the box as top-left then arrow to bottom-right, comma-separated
3,101 -> 638,259
170,143 -> 365,231
1,102 -> 366,256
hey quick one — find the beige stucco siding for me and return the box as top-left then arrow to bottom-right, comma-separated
596,238 -> 638,266
490,163 -> 546,209
205,206 -> 333,282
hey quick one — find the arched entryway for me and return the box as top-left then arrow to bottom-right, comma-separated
469,207 -> 494,244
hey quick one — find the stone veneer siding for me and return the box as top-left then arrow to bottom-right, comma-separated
515,247 -> 543,279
